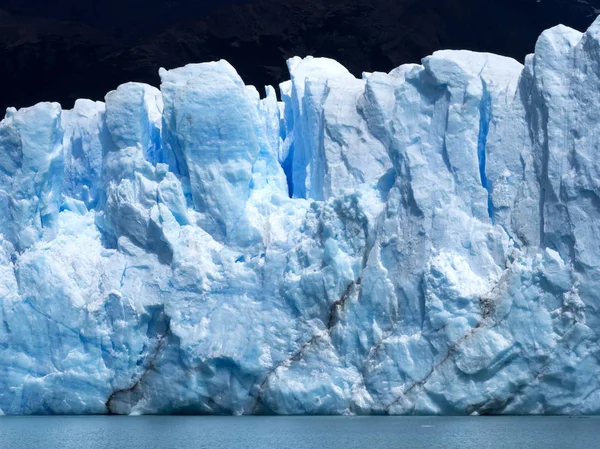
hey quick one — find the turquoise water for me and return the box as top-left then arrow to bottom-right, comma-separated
0,416 -> 598,449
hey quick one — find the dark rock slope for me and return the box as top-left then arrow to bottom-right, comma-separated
1,0 -> 599,112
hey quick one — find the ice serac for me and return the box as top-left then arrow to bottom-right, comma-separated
0,103 -> 64,251
159,61 -> 287,245
3,18 -> 600,415
284,56 -> 392,200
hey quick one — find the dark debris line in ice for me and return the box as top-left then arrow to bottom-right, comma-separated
105,310 -> 172,414
251,277 -> 363,414
384,266 -> 513,414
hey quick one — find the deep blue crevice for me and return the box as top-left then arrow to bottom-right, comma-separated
501,224 -> 521,250
120,264 -> 128,288
146,125 -> 162,166
477,78 -> 494,223
278,91 -> 295,198
281,148 -> 295,198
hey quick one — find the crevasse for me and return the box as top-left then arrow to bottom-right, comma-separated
477,77 -> 494,222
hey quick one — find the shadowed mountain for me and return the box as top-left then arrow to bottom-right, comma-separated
1,0 -> 599,112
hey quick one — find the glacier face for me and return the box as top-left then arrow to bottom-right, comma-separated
1,18 -> 600,416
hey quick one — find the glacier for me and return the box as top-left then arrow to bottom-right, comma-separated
1,18 -> 600,416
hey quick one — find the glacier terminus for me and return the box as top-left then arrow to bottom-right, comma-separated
2,17 -> 600,415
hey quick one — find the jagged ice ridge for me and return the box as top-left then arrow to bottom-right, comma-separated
1,17 -> 600,415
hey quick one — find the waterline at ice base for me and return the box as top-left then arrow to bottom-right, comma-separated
2,16 -> 600,416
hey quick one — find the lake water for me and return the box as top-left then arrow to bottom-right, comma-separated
0,416 -> 598,449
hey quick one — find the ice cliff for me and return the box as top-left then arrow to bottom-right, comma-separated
2,18 -> 600,416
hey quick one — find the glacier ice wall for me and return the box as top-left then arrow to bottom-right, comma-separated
2,18 -> 600,415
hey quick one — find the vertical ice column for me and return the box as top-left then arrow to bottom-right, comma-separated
526,19 -> 600,330
160,61 -> 279,245
319,77 -> 392,199
285,56 -> 355,199
97,82 -> 182,263
104,82 -> 163,164
283,57 -> 393,200
421,50 -> 523,223
61,99 -> 108,210
529,25 -> 584,260
247,84 -> 289,194
0,103 -> 64,250
367,52 -> 522,335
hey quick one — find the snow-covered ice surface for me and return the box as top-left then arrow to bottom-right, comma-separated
2,18 -> 600,415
